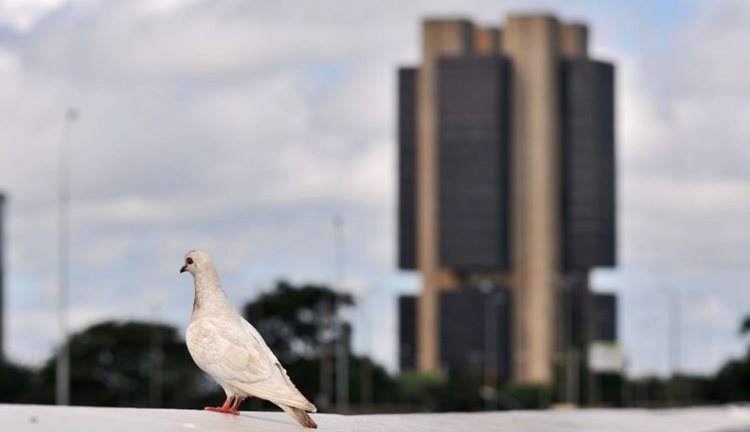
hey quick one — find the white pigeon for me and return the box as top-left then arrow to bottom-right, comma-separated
180,249 -> 318,428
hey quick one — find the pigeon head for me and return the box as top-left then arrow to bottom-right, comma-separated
180,249 -> 213,276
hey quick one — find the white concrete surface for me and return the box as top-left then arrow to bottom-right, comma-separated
2,404 -> 750,431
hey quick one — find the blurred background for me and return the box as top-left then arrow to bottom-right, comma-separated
1,0 -> 750,413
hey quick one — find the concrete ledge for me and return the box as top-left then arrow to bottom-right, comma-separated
2,404 -> 750,431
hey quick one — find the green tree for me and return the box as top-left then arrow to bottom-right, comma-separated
243,280 -> 353,363
31,321 -> 212,407
708,315 -> 750,402
243,280 -> 397,410
396,371 -> 443,411
740,316 -> 750,336
0,358 -> 33,403
711,359 -> 750,402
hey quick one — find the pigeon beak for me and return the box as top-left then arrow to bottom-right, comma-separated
179,265 -> 187,274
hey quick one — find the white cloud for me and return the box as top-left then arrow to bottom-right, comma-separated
596,0 -> 750,375
0,0 -> 74,31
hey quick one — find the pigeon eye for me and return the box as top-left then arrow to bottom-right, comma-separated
186,257 -> 194,265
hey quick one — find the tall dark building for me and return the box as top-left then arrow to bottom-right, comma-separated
437,56 -> 511,270
400,286 -> 513,382
397,15 -> 616,384
561,60 -> 616,269
559,275 -> 618,350
591,293 -> 617,342
398,295 -> 418,371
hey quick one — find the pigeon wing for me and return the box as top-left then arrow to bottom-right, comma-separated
187,317 -> 315,411
239,318 -> 316,411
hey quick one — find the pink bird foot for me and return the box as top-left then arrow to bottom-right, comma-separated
227,397 -> 246,415
205,397 -> 237,415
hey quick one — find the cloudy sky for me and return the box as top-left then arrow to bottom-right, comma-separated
1,0 -> 748,377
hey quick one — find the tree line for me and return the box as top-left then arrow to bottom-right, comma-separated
1,281 -> 749,410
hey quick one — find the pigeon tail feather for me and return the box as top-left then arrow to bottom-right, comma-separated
279,404 -> 317,428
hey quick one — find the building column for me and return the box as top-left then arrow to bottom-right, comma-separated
416,19 -> 473,373
559,23 -> 588,59
473,27 -> 501,55
502,15 -> 562,384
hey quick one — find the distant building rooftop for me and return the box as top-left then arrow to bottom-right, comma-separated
2,404 -> 750,432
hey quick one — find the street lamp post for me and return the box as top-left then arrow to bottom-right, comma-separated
332,214 -> 348,413
656,285 -> 681,406
668,288 -> 681,405
357,288 -> 373,411
56,107 -> 78,406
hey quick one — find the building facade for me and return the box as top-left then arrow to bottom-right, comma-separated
399,285 -> 514,381
397,14 -> 616,384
